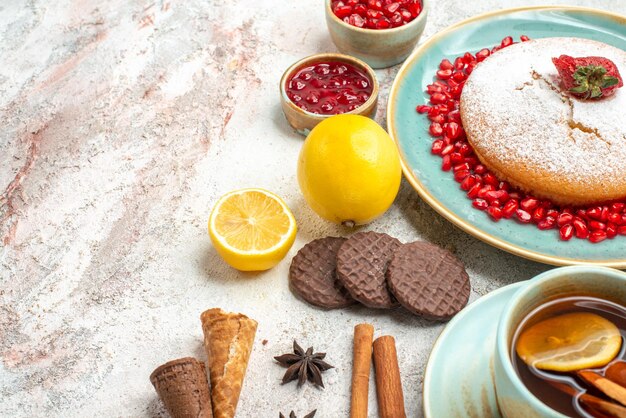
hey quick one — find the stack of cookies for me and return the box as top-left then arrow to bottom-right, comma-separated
289,232 -> 470,320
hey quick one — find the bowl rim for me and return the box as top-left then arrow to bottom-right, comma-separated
325,0 -> 429,34
495,265 -> 626,416
279,52 -> 380,119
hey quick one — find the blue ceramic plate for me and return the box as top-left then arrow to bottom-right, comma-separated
387,7 -> 626,267
423,282 -> 525,418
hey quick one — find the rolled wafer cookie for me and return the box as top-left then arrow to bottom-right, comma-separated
150,357 -> 213,418
200,308 -> 257,418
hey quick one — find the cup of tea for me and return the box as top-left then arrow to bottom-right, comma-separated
494,266 -> 626,418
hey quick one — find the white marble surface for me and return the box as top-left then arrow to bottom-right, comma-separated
0,0 -> 624,417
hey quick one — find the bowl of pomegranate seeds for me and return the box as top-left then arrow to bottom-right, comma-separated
325,0 -> 428,68
280,53 -> 379,135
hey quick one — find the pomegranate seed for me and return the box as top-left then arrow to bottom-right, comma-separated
487,206 -> 503,220
465,62 -> 477,75
520,35 -> 530,42
533,207 -> 546,222
467,183 -> 482,199
453,162 -> 470,172
452,71 -> 466,82
441,155 -> 452,171
460,175 -> 477,191
483,173 -> 499,186
354,4 -> 368,16
431,139 -> 444,155
462,52 -> 475,64
439,58 -> 454,70
589,220 -> 606,231
376,18 -> 391,29
454,170 -> 470,182
559,224 -> 574,241
547,209 -> 559,219
576,209 -> 587,219
334,5 -> 353,18
477,185 -> 495,199
586,207 -> 602,220
437,69 -> 452,80
502,200 -> 519,218
520,197 -> 539,212
573,219 -> 589,239
508,192 -> 521,200
600,206 -> 609,222
618,226 -> 626,235
430,122 -> 443,136
557,213 -> 574,227
516,209 -> 532,223
537,216 -> 556,230
611,203 -> 625,212
383,2 -> 400,15
475,48 -> 490,62
430,93 -> 447,104
607,223 -> 618,238
446,122 -> 460,139
454,57 -> 464,70
416,104 -> 430,114
474,164 -> 486,175
608,212 -> 622,224
589,230 -> 607,243
485,190 -> 508,203
441,144 -> 454,156
450,152 -> 464,164
428,114 -> 445,124
473,199 -> 489,210
445,110 -> 459,122
501,36 -> 513,48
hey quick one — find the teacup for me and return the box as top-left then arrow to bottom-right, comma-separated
494,265 -> 626,417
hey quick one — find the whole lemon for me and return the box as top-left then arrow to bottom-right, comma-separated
298,114 -> 402,226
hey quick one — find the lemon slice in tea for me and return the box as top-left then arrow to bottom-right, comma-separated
516,312 -> 622,372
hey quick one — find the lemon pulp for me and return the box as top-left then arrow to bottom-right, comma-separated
209,188 -> 297,271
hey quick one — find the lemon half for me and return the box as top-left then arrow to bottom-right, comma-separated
208,188 -> 297,271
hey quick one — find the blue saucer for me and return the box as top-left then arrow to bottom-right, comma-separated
423,282 -> 525,417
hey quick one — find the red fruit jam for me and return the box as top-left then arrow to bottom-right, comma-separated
331,0 -> 422,29
286,61 -> 373,115
416,35 -> 626,243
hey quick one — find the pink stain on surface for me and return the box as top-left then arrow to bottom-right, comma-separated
37,31 -> 107,90
1,126 -> 47,246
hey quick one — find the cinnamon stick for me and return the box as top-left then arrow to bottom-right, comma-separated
577,370 -> 626,407
351,324 -> 374,418
373,336 -> 406,418
551,380 -> 626,418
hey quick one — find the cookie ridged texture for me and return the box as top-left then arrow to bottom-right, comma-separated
387,241 -> 470,320
336,231 -> 401,309
289,237 -> 356,309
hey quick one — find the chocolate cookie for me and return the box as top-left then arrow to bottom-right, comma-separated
289,237 -> 356,309
336,231 -> 401,309
386,241 -> 470,320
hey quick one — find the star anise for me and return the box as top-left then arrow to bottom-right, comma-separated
279,410 -> 316,418
274,340 -> 334,387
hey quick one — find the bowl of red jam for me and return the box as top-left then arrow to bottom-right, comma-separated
280,53 -> 379,135
325,0 -> 428,68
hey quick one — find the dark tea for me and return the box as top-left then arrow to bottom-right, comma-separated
511,296 -> 626,418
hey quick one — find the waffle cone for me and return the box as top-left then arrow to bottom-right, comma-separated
150,357 -> 213,418
200,308 -> 257,418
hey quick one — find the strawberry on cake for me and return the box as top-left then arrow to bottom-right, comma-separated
460,37 -> 626,206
